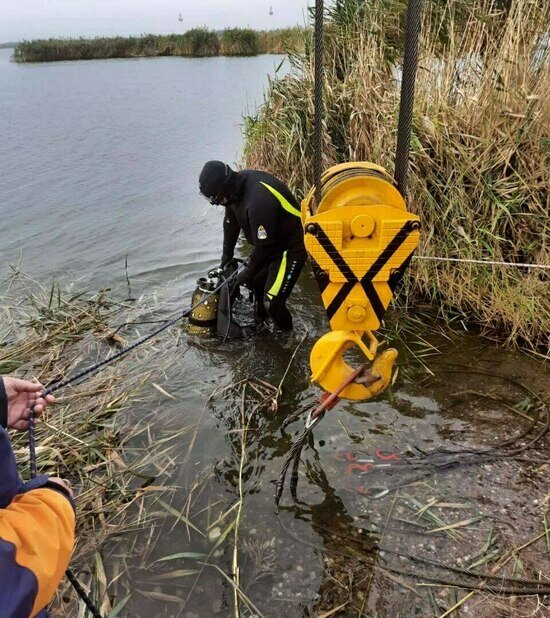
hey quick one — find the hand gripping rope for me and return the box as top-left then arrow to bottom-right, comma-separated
27,265 -> 244,617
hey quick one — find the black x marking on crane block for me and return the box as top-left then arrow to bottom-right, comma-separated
309,220 -> 417,323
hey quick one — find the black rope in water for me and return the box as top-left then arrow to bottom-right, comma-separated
36,267 -> 242,402
313,0 -> 324,208
65,569 -> 103,618
28,266 -> 243,478
26,266 -> 243,617
275,425 -> 312,507
394,0 -> 423,197
275,365 -> 366,507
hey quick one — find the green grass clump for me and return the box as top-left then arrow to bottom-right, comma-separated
180,28 -> 219,56
220,28 -> 258,56
243,0 -> 550,355
13,28 -> 304,62
257,27 -> 308,54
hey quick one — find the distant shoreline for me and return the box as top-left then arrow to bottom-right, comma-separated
0,42 -> 16,49
12,28 -> 305,63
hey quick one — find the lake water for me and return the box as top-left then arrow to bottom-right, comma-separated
0,48 -> 284,286
1,49 -> 548,618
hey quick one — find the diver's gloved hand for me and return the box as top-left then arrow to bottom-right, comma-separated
221,254 -> 234,269
208,255 -> 237,278
207,266 -> 224,278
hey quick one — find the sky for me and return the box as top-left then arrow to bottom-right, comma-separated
0,0 -> 312,42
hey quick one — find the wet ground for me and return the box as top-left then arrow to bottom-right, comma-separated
72,274 -> 549,618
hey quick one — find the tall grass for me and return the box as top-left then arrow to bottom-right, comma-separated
257,27 -> 308,54
220,28 -> 258,56
13,28 -> 305,62
1,273 -> 187,614
244,0 -> 550,354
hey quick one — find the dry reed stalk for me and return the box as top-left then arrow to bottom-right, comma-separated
244,0 -> 550,355
1,275 -> 189,615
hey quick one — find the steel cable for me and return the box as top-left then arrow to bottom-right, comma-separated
275,366 -> 366,507
394,0 -> 423,196
29,266 -> 243,475
313,0 -> 324,208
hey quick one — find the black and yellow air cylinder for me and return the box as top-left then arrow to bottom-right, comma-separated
188,278 -> 219,336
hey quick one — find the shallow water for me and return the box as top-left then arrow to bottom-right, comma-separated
1,49 -> 548,617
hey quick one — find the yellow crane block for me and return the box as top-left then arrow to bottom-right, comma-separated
302,162 -> 420,400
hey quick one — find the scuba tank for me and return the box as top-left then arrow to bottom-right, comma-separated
188,277 -> 220,336
188,260 -> 253,339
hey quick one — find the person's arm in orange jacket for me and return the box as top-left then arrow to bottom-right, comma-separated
0,376 -> 75,618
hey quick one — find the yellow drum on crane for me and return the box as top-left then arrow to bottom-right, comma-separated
302,162 -> 420,400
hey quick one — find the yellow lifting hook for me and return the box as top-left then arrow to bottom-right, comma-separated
302,162 -> 420,401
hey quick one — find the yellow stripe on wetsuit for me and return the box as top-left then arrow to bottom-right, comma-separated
260,182 -> 301,217
267,251 -> 288,299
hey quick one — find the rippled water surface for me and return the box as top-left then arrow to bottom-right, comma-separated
0,48 -> 284,286
1,49 -> 548,618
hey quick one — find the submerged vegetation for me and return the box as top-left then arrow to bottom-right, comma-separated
13,27 -> 307,63
244,0 -> 550,355
2,273 -> 548,615
0,274 -> 188,614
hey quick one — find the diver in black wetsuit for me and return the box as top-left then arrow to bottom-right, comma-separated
199,161 -> 307,330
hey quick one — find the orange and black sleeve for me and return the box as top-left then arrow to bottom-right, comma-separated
0,425 -> 75,617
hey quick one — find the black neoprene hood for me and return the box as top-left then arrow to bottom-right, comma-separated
199,160 -> 236,202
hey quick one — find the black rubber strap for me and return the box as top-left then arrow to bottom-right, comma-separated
388,251 -> 415,292
360,280 -> 387,323
314,222 -> 414,322
315,227 -> 356,281
361,221 -> 414,283
309,256 -> 330,294
188,316 -> 218,327
325,281 -> 355,321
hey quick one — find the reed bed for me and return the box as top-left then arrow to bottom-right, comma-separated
257,27 -> 308,55
13,28 -> 306,63
1,273 -> 190,615
220,28 -> 258,56
243,0 -> 550,355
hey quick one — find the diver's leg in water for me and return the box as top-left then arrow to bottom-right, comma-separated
251,265 -> 269,321
267,296 -> 293,330
263,248 -> 307,330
